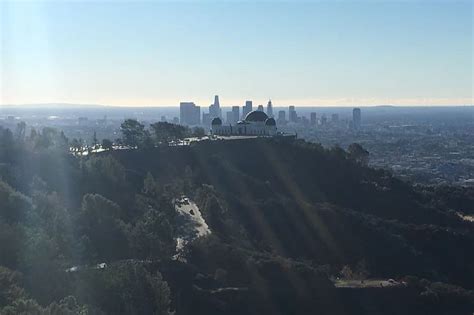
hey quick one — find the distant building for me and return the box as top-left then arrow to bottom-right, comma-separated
321,115 -> 327,126
231,106 -> 240,124
242,100 -> 253,119
209,95 -> 222,119
277,110 -> 286,125
161,115 -> 167,122
353,108 -> 361,129
226,111 -> 234,124
310,112 -> 317,125
257,105 -> 264,112
172,117 -> 179,124
202,112 -> 211,126
211,110 -> 277,136
289,106 -> 297,123
331,113 -> 339,123
266,99 -> 273,117
302,116 -> 309,126
180,102 -> 201,125
225,106 -> 240,125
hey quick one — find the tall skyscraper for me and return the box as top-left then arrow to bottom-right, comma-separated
353,108 -> 361,129
209,95 -> 222,119
226,111 -> 234,124
266,99 -> 273,117
289,106 -> 297,123
310,112 -> 317,125
242,100 -> 253,119
202,112 -> 211,126
278,110 -> 286,124
321,114 -> 327,126
257,105 -> 264,112
231,106 -> 240,123
180,102 -> 201,125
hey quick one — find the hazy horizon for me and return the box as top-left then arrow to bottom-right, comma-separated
1,103 -> 474,109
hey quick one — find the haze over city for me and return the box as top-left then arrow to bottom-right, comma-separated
1,0 -> 472,106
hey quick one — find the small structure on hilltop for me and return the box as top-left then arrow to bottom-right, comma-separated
211,110 -> 277,136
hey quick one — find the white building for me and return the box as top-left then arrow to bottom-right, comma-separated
211,110 -> 277,136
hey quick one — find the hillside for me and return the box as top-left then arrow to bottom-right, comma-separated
0,132 -> 473,314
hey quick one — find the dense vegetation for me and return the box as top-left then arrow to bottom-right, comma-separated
0,122 -> 473,314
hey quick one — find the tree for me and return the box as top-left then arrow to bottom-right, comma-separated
347,143 -> 369,165
191,127 -> 206,139
92,131 -> 98,148
0,266 -> 27,307
0,180 -> 32,224
70,138 -> 82,152
149,122 -> 187,145
0,127 -> 15,162
81,155 -> 127,200
78,263 -> 171,315
120,119 -> 145,148
80,194 -> 130,261
15,122 -> 26,142
101,138 -> 113,151
130,208 -> 175,259
141,130 -> 155,150
143,172 -> 157,196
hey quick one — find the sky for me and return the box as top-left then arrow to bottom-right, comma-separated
0,0 -> 472,107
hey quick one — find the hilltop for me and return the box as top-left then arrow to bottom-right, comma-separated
0,131 -> 473,314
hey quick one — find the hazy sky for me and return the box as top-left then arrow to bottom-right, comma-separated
1,0 -> 472,107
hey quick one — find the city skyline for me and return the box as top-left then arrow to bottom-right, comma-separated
1,1 -> 472,107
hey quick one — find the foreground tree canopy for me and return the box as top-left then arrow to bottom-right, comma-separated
0,123 -> 473,314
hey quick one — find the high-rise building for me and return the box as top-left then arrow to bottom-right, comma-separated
257,105 -> 264,112
277,110 -> 286,125
172,117 -> 179,124
161,115 -> 167,122
302,116 -> 309,126
321,115 -> 327,126
353,108 -> 361,129
331,113 -> 339,123
226,111 -> 234,124
209,95 -> 222,119
202,112 -> 211,126
310,112 -> 317,125
180,102 -> 201,125
266,99 -> 273,117
242,100 -> 253,119
231,106 -> 240,123
289,106 -> 297,123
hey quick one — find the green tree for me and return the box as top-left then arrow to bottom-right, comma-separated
70,138 -> 82,152
81,156 -> 127,200
0,266 -> 27,306
101,139 -> 113,151
149,122 -> 187,145
92,131 -> 98,148
131,209 -> 175,259
80,194 -> 130,261
347,143 -> 369,165
120,119 -> 145,148
15,122 -> 26,142
191,126 -> 206,138
0,180 -> 32,224
78,263 -> 171,315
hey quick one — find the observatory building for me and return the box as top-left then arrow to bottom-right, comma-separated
211,110 -> 277,136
